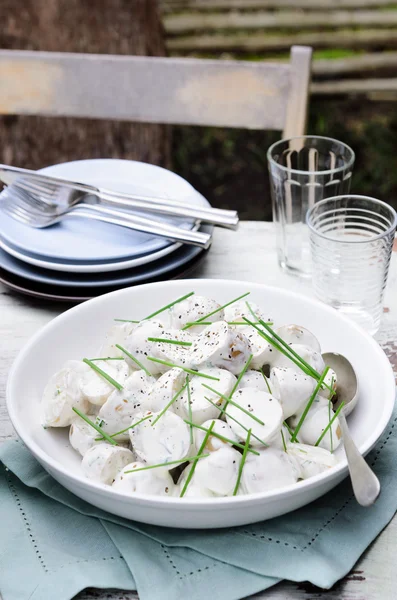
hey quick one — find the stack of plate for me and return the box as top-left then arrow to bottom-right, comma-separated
0,159 -> 212,301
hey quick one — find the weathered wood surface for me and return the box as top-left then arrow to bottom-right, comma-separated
1,221 -> 396,599
168,28 -> 397,52
162,0 -> 397,100
164,9 -> 397,34
0,48 -> 310,134
283,46 -> 312,139
161,0 -> 397,11
312,52 -> 397,76
0,0 -> 170,171
311,77 -> 397,94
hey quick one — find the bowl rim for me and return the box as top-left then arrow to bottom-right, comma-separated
6,279 -> 396,508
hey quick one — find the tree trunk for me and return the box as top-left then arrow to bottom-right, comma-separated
0,0 -> 171,169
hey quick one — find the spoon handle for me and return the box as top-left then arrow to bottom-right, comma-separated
339,413 -> 380,507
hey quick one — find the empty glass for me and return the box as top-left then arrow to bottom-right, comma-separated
267,136 -> 355,277
307,195 -> 397,335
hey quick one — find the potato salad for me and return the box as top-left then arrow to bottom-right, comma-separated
42,291 -> 343,499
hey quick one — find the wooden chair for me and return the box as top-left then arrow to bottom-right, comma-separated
0,46 -> 312,138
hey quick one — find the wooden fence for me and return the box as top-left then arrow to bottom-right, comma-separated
160,0 -> 397,97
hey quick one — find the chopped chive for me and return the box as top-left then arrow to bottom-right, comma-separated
183,321 -> 273,327
244,301 -> 263,322
147,357 -> 220,381
220,354 -> 253,416
328,376 -> 335,451
182,292 -> 251,330
72,407 -> 118,446
89,357 -> 125,361
315,401 -> 345,449
242,317 -> 314,378
96,413 -> 154,440
147,337 -> 192,347
115,344 -> 151,377
230,355 -> 253,398
144,291 -> 195,320
150,382 -> 188,427
253,313 -> 334,397
260,368 -> 272,394
281,429 -> 287,452
255,315 -> 320,379
180,421 -> 215,497
245,301 -> 327,387
233,429 -> 251,496
124,453 -> 209,474
328,399 -> 333,453
228,321 -> 274,326
184,420 -> 259,455
283,420 -> 298,443
204,396 -> 268,447
290,367 -> 330,443
202,383 -> 265,426
329,375 -> 336,401
114,319 -> 140,323
83,358 -> 123,391
186,376 -> 194,445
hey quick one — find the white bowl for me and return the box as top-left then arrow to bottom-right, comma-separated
6,280 -> 395,529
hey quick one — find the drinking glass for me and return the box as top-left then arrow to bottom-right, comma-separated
307,195 -> 397,335
267,135 -> 355,277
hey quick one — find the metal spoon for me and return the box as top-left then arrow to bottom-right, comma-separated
322,352 -> 380,507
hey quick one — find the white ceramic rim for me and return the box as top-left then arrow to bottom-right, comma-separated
267,135 -> 356,176
306,195 -> 397,244
0,159 -> 207,262
0,234 -> 189,274
6,279 -> 395,508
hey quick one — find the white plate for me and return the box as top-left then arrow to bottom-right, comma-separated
0,236 -> 183,273
0,159 -> 208,262
0,224 -> 203,274
6,280 -> 395,529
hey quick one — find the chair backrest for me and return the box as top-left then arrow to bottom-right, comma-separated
0,46 -> 312,137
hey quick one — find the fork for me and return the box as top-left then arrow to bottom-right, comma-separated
0,164 -> 239,229
0,184 -> 212,249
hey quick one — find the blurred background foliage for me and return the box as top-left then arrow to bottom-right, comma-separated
162,0 -> 397,219
2,0 -> 397,221
172,98 -> 397,220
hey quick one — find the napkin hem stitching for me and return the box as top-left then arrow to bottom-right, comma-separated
5,468 -> 49,574
239,416 -> 397,552
161,544 -> 212,580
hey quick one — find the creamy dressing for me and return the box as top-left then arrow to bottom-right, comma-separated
41,294 -> 343,499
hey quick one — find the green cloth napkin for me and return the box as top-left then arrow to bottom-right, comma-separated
1,403 -> 396,600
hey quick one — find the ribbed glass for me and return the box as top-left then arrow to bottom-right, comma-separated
307,195 -> 397,335
267,136 -> 355,277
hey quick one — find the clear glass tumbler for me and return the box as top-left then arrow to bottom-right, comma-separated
267,136 -> 355,277
307,195 -> 397,335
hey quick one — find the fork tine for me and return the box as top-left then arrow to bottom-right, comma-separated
2,199 -> 47,227
14,179 -> 57,203
1,199 -> 31,225
2,186 -> 47,225
10,184 -> 54,213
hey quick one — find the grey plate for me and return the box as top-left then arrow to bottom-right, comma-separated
0,247 -> 208,303
0,223 -> 212,288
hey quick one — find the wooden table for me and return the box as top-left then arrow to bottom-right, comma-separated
1,221 -> 396,600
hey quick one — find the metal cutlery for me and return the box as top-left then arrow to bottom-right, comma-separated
322,352 -> 380,507
0,184 -> 212,249
0,164 -> 239,229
